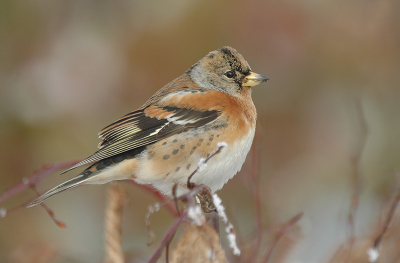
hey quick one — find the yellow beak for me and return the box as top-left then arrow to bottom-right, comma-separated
242,71 -> 269,87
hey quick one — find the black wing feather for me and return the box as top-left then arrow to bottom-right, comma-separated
61,106 -> 220,174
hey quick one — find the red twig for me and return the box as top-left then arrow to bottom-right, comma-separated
172,184 -> 181,216
30,185 -> 66,228
262,212 -> 304,263
0,160 -> 81,204
0,159 -> 80,225
373,185 -> 400,250
148,210 -> 188,263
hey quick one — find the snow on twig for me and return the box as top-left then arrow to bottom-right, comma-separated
213,193 -> 240,256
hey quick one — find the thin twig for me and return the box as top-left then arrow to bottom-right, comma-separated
187,143 -> 226,189
0,160 -> 81,204
347,98 -> 368,259
262,212 -> 304,263
148,210 -> 188,263
172,184 -> 180,216
213,193 -> 241,255
0,160 -> 79,226
210,211 -> 220,238
373,186 -> 400,250
30,185 -> 66,228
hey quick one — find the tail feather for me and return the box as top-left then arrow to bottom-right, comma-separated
28,147 -> 145,207
27,171 -> 93,207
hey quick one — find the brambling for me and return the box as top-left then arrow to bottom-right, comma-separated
28,46 -> 268,207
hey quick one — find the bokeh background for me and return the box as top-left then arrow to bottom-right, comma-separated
1,0 -> 400,262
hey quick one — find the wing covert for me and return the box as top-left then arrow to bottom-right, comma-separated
61,98 -> 220,174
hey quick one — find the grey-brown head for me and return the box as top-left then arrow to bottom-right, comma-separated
187,46 -> 268,95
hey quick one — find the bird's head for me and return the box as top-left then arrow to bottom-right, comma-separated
187,46 -> 269,95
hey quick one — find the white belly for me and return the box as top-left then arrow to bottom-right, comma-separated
134,129 -> 255,196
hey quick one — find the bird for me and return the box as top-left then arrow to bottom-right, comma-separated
28,46 -> 268,208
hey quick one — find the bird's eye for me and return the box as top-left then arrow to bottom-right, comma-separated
225,71 -> 235,78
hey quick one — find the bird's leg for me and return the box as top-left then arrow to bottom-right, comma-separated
196,185 -> 220,235
187,173 -> 216,213
196,185 -> 216,213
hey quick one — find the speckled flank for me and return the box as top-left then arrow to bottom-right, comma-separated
134,114 -> 254,193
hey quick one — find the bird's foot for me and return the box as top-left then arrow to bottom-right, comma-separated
196,185 -> 216,213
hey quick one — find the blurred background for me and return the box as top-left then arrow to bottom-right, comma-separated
1,0 -> 400,262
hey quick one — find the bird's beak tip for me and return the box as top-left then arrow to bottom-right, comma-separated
242,72 -> 269,87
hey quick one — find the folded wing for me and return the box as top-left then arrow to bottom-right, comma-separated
61,92 -> 221,174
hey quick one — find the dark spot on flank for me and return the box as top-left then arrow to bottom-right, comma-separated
180,145 -> 185,149
173,139 -> 177,143
197,143 -> 201,147
162,142 -> 167,145
173,149 -> 179,155
199,139 -> 203,142
209,137 -> 213,141
217,134 -> 220,137
163,154 -> 170,160
175,167 -> 180,172
211,134 -> 214,137
186,163 -> 191,170
182,86 -> 189,89
192,146 -> 197,150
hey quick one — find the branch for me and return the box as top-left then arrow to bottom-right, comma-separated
368,185 -> 400,262
148,210 -> 188,263
31,185 -> 66,228
262,212 -> 304,263
187,142 -> 227,189
0,160 -> 81,204
0,160 -> 80,226
347,97 -> 368,257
